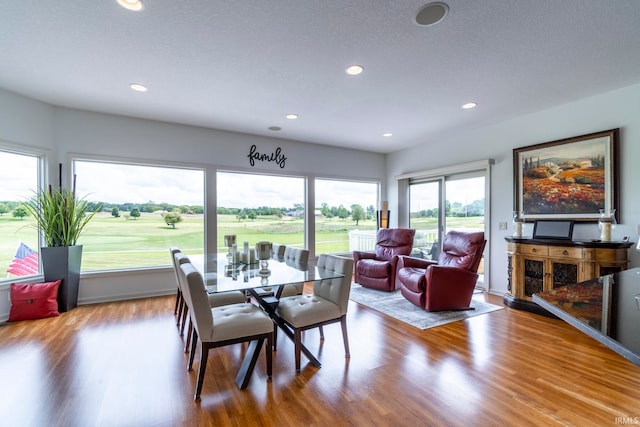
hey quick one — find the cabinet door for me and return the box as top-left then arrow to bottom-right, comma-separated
548,259 -> 580,290
521,256 -> 545,298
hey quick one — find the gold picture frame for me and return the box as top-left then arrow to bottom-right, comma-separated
513,128 -> 619,222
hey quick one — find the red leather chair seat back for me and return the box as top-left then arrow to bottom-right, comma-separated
374,228 -> 415,261
437,230 -> 485,272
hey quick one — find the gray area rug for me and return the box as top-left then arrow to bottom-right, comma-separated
349,284 -> 503,330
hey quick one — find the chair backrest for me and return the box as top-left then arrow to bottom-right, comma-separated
374,228 -> 416,261
170,246 -> 182,283
271,243 -> 286,259
178,262 -> 214,340
437,230 -> 486,272
283,247 -> 309,266
315,254 -> 354,316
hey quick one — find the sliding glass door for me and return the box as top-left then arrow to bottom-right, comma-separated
409,171 -> 486,286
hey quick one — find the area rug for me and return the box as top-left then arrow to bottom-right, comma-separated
349,284 -> 503,330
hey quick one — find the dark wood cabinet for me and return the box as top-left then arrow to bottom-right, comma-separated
504,238 -> 633,315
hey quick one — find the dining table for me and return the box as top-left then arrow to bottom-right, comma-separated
190,252 -> 345,388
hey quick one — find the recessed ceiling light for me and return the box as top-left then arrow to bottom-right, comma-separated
286,114 -> 298,120
383,133 -> 393,137
117,0 -> 144,11
130,83 -> 148,92
462,102 -> 477,109
345,65 -> 364,76
268,126 -> 282,131
415,2 -> 449,26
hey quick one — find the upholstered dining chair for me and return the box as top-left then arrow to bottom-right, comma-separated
353,228 -> 416,291
275,254 -> 354,372
178,262 -> 273,400
172,251 -> 247,349
396,230 -> 486,311
280,247 -> 310,297
170,246 -> 189,332
271,243 -> 286,260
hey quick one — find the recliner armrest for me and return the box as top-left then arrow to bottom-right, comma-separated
425,265 -> 478,287
353,251 -> 377,263
397,255 -> 437,271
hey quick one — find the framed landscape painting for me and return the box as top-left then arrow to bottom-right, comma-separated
513,128 -> 619,222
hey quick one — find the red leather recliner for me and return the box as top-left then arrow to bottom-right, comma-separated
397,230 -> 486,311
353,228 -> 416,292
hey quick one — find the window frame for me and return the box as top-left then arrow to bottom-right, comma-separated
71,153 -> 207,272
0,141 -> 48,284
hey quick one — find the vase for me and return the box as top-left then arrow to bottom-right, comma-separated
512,211 -> 524,237
598,209 -> 616,241
41,245 -> 83,312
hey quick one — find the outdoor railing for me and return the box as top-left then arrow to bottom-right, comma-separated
348,229 -> 438,254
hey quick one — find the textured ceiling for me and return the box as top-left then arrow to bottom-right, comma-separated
1,0 -> 640,153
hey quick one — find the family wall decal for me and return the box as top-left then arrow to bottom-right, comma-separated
247,144 -> 287,169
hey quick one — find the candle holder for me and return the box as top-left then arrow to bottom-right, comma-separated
224,234 -> 236,262
256,241 -> 272,272
376,210 -> 390,229
598,208 -> 616,241
512,211 -> 524,238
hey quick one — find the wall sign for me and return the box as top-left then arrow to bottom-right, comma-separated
248,144 -> 287,169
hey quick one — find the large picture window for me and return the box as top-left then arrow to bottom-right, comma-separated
314,179 -> 378,254
1,149 -> 40,278
74,159 -> 204,270
216,171 -> 305,253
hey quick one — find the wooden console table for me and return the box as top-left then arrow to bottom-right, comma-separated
504,237 -> 633,315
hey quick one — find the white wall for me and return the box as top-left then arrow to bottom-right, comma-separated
387,82 -> 640,296
0,89 -> 385,319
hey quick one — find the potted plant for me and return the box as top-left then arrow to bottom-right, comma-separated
23,182 -> 102,312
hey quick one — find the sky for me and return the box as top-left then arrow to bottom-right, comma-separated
2,152 -> 483,209
0,153 -> 377,209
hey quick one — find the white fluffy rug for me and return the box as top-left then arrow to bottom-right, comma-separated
349,283 -> 503,330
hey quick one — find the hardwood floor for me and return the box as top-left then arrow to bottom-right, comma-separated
1,292 -> 639,427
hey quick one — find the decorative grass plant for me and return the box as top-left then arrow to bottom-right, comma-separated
23,184 -> 101,247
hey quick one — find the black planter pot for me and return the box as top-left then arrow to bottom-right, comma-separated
41,245 -> 83,312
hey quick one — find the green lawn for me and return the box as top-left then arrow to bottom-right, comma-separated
1,212 -> 483,272
1,212 -> 377,271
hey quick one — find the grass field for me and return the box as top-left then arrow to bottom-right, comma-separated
1,212 -> 482,273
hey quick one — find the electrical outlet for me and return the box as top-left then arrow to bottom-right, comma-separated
499,222 -> 508,230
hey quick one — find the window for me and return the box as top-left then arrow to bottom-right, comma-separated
314,179 -> 378,254
216,171 -> 305,253
409,169 -> 488,285
73,159 -> 204,270
1,149 -> 40,278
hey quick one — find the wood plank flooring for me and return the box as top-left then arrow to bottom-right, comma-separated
1,292 -> 639,427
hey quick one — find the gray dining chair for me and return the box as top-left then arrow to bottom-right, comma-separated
170,246 -> 188,331
178,262 -> 273,400
275,254 -> 354,372
271,243 -> 286,259
280,247 -> 309,297
172,251 -> 247,351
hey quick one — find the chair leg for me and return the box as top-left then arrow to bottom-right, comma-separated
176,296 -> 184,327
266,333 -> 273,379
194,342 -> 209,401
294,329 -> 302,373
188,330 -> 198,371
180,306 -> 189,336
185,318 -> 193,353
340,316 -> 350,358
319,325 -> 324,340
174,288 -> 181,315
273,323 -> 278,351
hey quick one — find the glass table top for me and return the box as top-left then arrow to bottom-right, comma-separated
189,253 -> 344,293
533,267 -> 640,366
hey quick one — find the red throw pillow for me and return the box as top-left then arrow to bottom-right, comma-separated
8,280 -> 62,322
